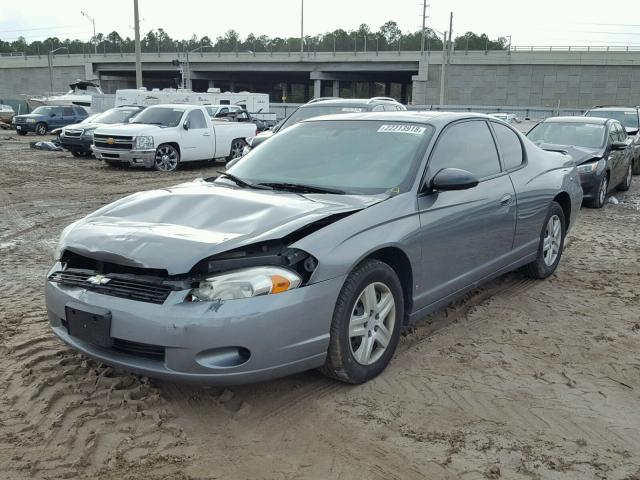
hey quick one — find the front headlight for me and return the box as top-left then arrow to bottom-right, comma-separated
577,161 -> 600,173
135,136 -> 154,150
82,128 -> 96,137
26,118 -> 36,123
189,267 -> 302,302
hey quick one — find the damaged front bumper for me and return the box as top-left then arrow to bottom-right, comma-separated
45,262 -> 344,385
92,146 -> 156,168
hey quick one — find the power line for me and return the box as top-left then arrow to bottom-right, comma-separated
0,24 -> 82,33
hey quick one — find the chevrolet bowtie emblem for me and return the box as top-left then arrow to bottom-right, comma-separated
106,137 -> 115,145
87,274 -> 110,285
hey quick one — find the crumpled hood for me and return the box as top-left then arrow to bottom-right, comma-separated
537,143 -> 603,165
61,180 -> 383,275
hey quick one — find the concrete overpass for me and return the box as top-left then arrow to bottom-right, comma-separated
2,49 -> 640,107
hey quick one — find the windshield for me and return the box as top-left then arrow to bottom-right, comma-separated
586,110 -> 639,129
131,107 -> 184,127
527,122 -> 606,149
31,106 -> 60,115
279,105 -> 367,130
227,120 -> 434,195
92,108 -> 141,124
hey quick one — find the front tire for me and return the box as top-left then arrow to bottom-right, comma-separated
71,151 -> 83,158
154,144 -> 180,172
227,138 -> 247,161
617,164 -> 633,192
35,122 -> 47,136
17,130 -> 27,136
523,201 -> 565,279
588,174 -> 608,209
321,259 -> 403,384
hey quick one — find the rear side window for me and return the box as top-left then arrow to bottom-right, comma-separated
492,122 -> 524,170
429,120 -> 501,179
615,123 -> 627,141
63,107 -> 74,116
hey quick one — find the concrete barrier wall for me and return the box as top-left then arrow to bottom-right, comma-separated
0,66 -> 87,97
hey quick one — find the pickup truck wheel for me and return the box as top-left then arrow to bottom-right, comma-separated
35,122 -> 47,136
154,144 -> 180,172
227,138 -> 247,161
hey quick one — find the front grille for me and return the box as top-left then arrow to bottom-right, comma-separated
64,129 -> 83,137
49,270 -> 174,304
14,118 -> 26,124
94,133 -> 134,150
112,338 -> 165,361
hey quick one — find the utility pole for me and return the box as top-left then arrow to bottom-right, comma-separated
443,12 -> 453,105
300,0 -> 304,55
133,0 -> 142,88
48,47 -> 68,96
420,0 -> 429,56
81,11 -> 97,54
439,31 -> 446,105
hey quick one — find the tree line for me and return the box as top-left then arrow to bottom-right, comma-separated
0,21 -> 508,56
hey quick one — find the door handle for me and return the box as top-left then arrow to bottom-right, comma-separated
500,194 -> 512,206
203,132 -> 211,136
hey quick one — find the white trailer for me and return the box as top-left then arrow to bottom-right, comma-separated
114,88 -> 273,120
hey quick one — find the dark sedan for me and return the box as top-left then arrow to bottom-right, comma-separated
527,117 -> 633,208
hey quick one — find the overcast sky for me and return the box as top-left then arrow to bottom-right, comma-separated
1,0 -> 640,47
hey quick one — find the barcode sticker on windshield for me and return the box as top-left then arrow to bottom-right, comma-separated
341,107 -> 364,112
378,125 -> 426,135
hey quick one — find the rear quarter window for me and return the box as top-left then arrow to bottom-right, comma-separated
492,122 -> 524,170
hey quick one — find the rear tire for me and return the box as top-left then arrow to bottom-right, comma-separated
35,122 -> 47,136
227,138 -> 246,161
523,201 -> 565,279
320,259 -> 403,384
71,151 -> 83,158
617,164 -> 633,191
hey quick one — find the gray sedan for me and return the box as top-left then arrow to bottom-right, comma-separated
46,112 -> 583,385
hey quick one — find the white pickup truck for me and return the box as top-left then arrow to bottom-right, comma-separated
92,104 -> 257,171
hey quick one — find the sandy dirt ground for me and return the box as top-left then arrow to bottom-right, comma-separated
0,129 -> 639,480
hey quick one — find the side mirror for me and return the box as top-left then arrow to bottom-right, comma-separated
626,128 -> 639,135
612,141 -> 627,151
182,120 -> 190,130
429,168 -> 479,192
50,113 -> 56,117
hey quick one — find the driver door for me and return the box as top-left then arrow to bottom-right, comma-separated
414,120 -> 517,310
180,110 -> 213,161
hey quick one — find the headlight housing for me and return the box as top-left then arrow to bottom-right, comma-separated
577,161 -> 600,173
189,267 -> 302,302
135,135 -> 154,150
54,220 -> 82,261
26,118 -> 36,123
82,127 -> 96,137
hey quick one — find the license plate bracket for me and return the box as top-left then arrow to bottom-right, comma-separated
65,302 -> 113,348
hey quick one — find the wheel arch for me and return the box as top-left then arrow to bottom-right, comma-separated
158,142 -> 181,156
553,191 -> 572,229
363,246 -> 414,324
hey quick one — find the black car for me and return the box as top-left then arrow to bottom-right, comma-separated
584,106 -> 640,175
59,106 -> 145,157
242,97 -> 407,154
527,116 -> 633,208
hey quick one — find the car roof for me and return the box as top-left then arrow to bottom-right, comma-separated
301,111 -> 498,126
587,106 -> 637,112
543,116 -> 611,125
302,98 -> 401,107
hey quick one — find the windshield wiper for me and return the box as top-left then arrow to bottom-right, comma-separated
257,182 -> 345,195
131,121 -> 165,126
208,171 -> 273,190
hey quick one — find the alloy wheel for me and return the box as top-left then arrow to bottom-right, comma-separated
155,145 -> 178,171
349,282 -> 396,365
542,214 -> 562,267
230,140 -> 245,159
598,176 -> 608,206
